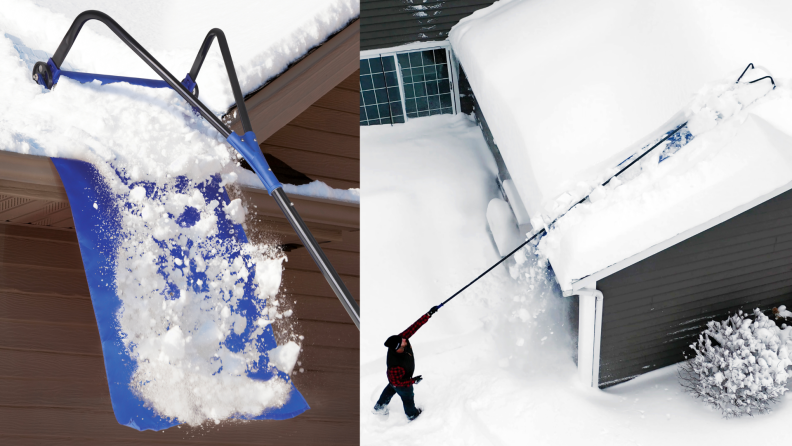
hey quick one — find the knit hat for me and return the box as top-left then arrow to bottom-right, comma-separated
384,335 -> 402,349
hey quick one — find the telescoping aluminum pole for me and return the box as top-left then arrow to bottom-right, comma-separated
34,10 -> 360,329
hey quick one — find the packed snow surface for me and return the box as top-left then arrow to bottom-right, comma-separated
29,0 -> 359,113
540,77 -> 792,289
0,0 -> 356,425
450,0 -> 792,222
361,113 -> 792,445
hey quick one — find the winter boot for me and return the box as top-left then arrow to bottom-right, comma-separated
407,408 -> 422,421
372,404 -> 389,416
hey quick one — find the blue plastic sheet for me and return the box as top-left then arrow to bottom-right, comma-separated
52,157 -> 308,430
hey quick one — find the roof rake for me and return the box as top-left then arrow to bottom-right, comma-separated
32,10 -> 359,329
29,10 -> 359,430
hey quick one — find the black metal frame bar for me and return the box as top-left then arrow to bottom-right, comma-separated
186,29 -> 253,133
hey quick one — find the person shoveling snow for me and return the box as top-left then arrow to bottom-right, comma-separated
373,306 -> 439,421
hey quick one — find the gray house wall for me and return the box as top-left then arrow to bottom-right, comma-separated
361,0 -> 497,51
597,188 -> 792,387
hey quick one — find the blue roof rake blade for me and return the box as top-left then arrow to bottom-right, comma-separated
51,157 -> 308,431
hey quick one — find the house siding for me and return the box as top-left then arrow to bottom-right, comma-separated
597,188 -> 792,388
361,0 -> 496,51
261,71 -> 360,189
0,214 -> 359,444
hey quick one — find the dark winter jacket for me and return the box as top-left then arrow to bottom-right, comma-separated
386,313 -> 430,387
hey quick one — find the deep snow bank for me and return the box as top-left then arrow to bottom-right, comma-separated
450,0 -> 792,222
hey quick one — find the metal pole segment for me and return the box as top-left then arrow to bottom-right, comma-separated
272,188 -> 361,329
187,29 -> 253,133
50,10 -> 230,138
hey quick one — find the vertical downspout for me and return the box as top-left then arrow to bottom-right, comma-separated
577,287 -> 604,388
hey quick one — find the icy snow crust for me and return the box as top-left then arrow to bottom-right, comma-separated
0,1 -> 329,426
30,0 -> 359,113
450,0 -> 792,222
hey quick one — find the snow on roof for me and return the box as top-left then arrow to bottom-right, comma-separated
18,0 -> 359,113
449,0 -> 792,222
541,87 -> 792,289
449,0 -> 792,290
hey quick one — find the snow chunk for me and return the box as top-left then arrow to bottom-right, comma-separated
223,198 -> 247,224
268,341 -> 301,375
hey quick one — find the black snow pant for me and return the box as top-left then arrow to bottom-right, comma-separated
375,384 -> 419,418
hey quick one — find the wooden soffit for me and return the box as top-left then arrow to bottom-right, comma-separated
226,19 -> 360,141
0,151 -> 359,233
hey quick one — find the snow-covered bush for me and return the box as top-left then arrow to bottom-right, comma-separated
679,309 -> 792,417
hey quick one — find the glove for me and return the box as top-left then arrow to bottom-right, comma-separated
428,306 -> 439,315
413,375 -> 423,384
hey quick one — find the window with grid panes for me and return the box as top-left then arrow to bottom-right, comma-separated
359,55 -> 404,126
397,49 -> 453,118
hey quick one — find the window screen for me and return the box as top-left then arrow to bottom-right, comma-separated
397,49 -> 453,119
360,56 -> 405,126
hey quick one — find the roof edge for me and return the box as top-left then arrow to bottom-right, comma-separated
224,18 -> 360,141
567,178 -> 792,294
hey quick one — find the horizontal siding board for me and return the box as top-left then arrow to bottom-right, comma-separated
362,34 -> 446,51
603,278 -> 792,328
282,269 -> 360,300
264,124 -> 360,159
0,234 -> 84,269
598,188 -> 792,387
0,263 -> 89,296
362,0 -> 493,14
602,248 -> 792,306
0,223 -> 77,242
289,106 -> 358,137
292,295 -> 361,324
602,286 -> 792,339
285,248 -> 359,277
361,9 -> 489,32
360,0 -> 496,50
312,87 -> 359,112
0,408 -> 358,446
606,219 -> 792,287
0,291 -> 95,325
262,145 -> 359,182
0,220 -> 358,443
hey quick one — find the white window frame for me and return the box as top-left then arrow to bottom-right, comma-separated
359,41 -> 460,124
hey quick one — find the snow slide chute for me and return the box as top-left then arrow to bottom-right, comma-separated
53,158 -> 309,430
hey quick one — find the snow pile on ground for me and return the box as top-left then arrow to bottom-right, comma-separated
539,76 -> 792,289
450,0 -> 792,222
361,114 -> 792,445
0,2 -> 319,425
28,0 -> 359,113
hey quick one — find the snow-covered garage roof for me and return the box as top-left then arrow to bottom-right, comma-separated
449,0 -> 792,221
449,0 -> 792,290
